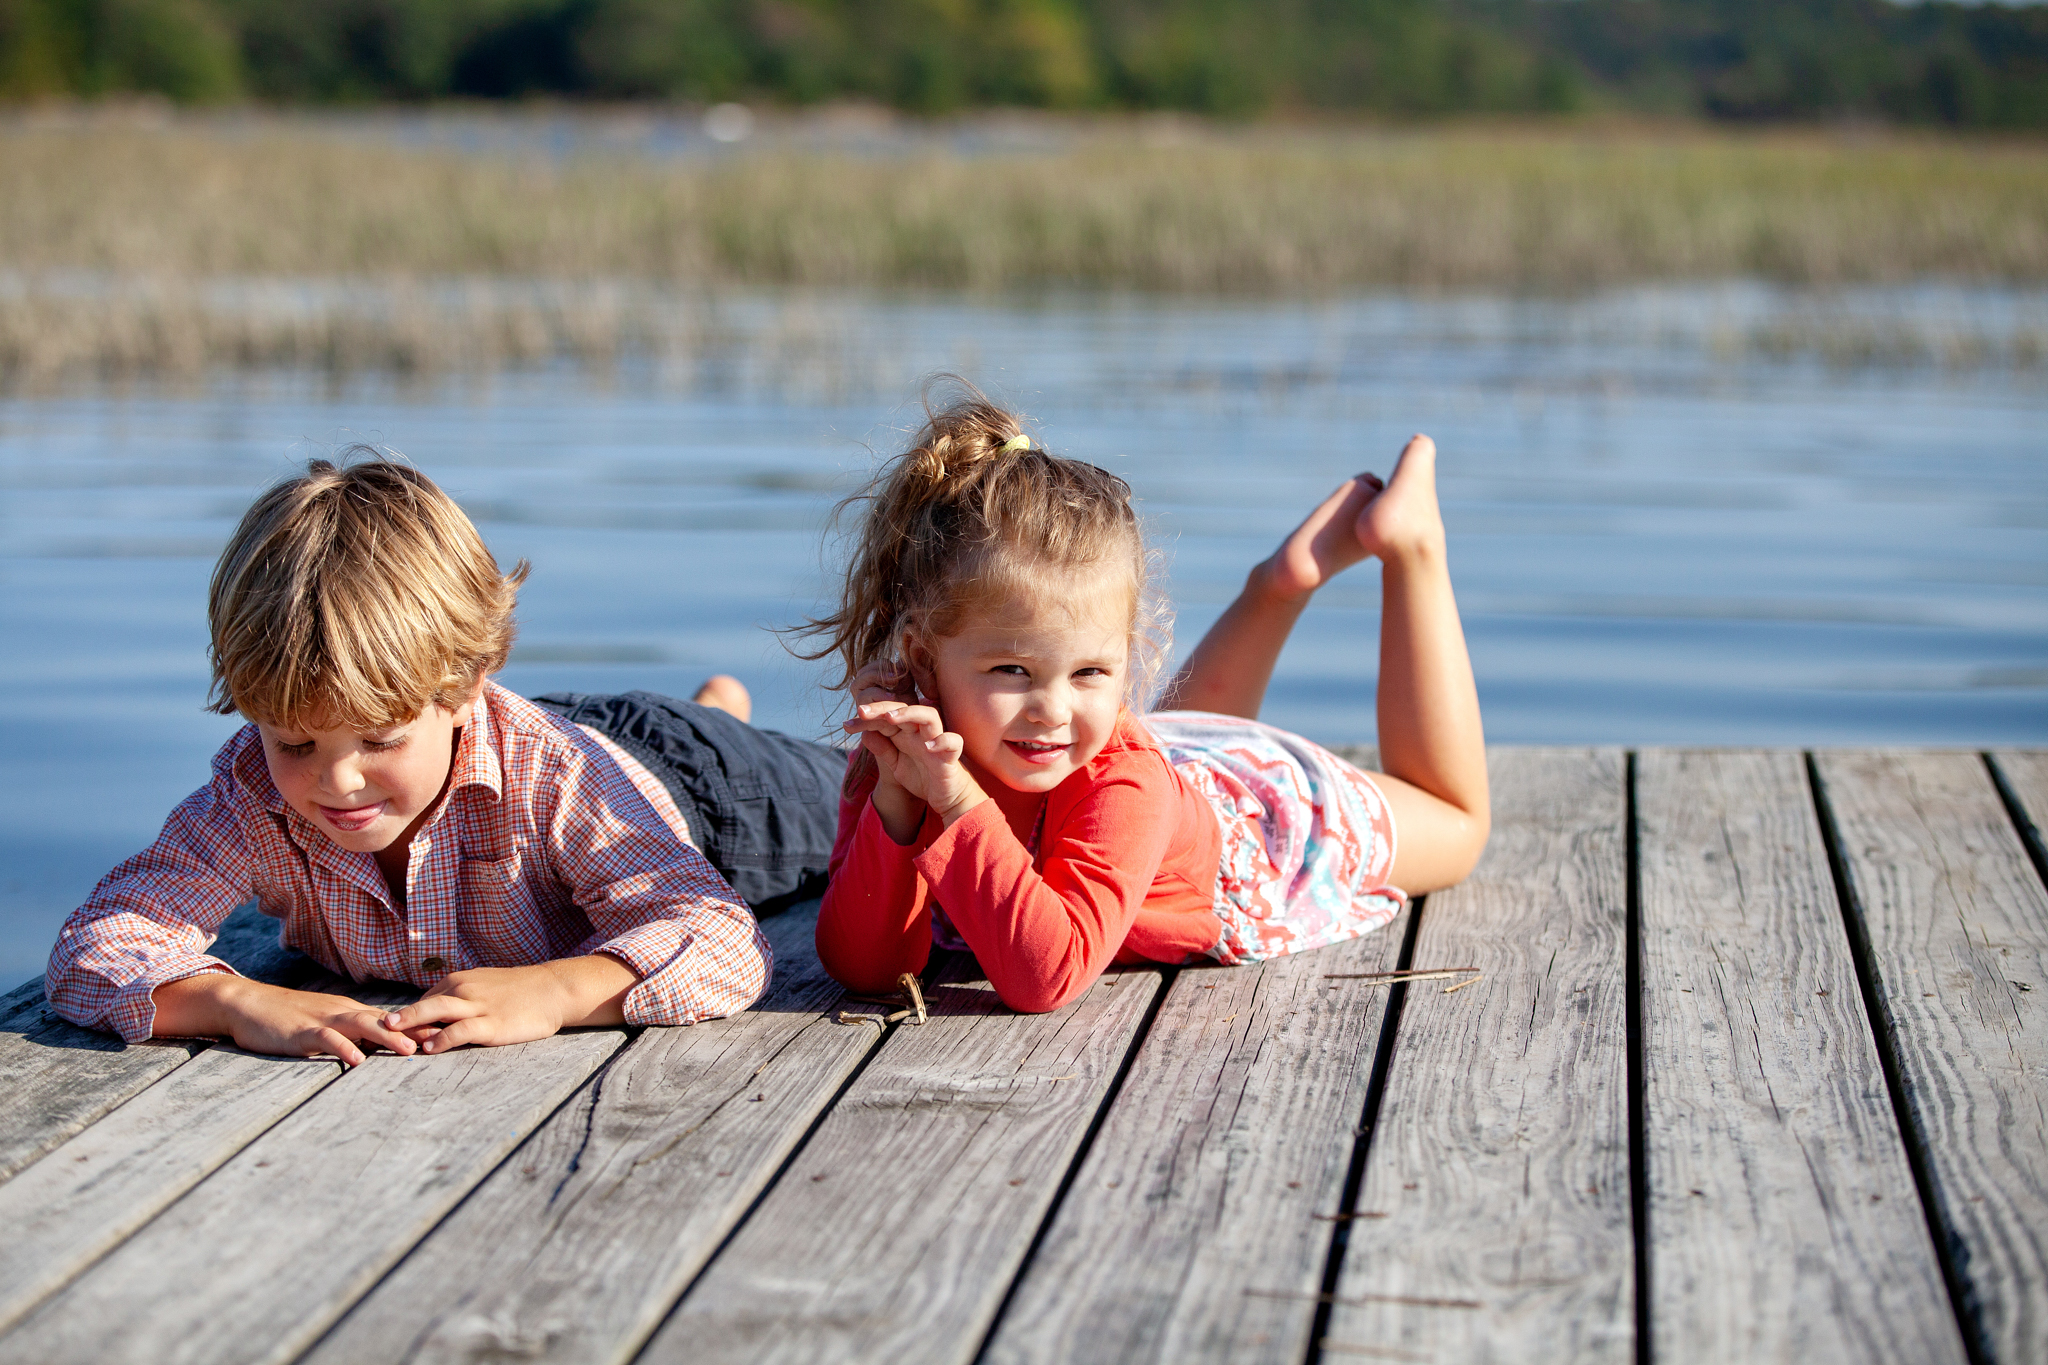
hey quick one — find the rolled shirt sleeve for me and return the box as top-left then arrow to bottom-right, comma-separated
542,733 -> 771,1025
46,757 -> 253,1043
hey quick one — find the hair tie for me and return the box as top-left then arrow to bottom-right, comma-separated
998,433 -> 1032,453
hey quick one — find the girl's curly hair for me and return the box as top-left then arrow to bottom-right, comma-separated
794,378 -> 1171,746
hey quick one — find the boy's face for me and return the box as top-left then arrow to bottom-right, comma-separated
256,689 -> 478,859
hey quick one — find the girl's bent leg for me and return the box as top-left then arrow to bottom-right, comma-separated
1163,436 -> 1488,893
1160,471 -> 1386,718
1358,440 -> 1489,894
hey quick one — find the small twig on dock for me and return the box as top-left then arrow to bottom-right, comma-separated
1319,1341 -> 1431,1361
1323,967 -> 1480,986
1311,1210 -> 1390,1221
898,973 -> 928,1024
1244,1287 -> 1483,1310
835,1010 -> 886,1031
1442,974 -> 1483,994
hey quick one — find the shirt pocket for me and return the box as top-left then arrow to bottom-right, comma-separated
458,852 -> 535,964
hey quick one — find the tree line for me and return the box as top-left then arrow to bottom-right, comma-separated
1,0 -> 2042,127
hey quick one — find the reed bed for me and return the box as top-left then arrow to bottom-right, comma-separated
3,274 -> 2040,393
0,278 -> 902,393
1,114 -> 2044,386
4,116 -> 2045,290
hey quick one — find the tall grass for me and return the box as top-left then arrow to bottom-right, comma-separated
1,113 -> 2043,385
4,116 -> 2044,290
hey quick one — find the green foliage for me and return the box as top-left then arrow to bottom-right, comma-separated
0,0 -> 2042,126
1486,0 -> 2048,129
1,0 -> 241,99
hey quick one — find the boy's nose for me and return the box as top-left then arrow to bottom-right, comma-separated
320,753 -> 367,795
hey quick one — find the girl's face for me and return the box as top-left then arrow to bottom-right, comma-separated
920,579 -> 1132,796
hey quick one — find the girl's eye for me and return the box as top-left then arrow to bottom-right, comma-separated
364,735 -> 407,752
990,664 -> 1029,676
278,741 -> 314,757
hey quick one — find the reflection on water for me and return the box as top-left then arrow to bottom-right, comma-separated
2,286 -> 2044,986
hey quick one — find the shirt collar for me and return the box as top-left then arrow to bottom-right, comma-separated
235,725 -> 289,816
449,683 -> 505,803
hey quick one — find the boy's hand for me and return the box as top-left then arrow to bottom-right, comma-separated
152,974 -> 418,1069
383,955 -> 638,1053
843,700 -> 988,837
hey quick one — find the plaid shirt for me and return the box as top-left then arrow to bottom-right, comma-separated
47,682 -> 771,1043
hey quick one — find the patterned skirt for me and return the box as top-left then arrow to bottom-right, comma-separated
1144,711 -> 1406,964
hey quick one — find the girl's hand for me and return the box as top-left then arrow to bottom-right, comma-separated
850,658 -> 918,709
843,700 -> 988,839
847,660 -> 934,843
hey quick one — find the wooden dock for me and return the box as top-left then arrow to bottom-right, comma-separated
1,748 -> 2043,1365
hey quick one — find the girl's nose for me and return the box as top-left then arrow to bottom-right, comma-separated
1028,682 -> 1073,726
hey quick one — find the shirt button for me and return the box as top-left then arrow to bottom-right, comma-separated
420,955 -> 449,976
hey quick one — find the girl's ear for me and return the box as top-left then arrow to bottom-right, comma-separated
902,638 -> 940,706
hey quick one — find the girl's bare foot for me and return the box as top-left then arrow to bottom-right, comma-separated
1254,435 -> 1442,603
693,674 -> 752,723
1356,435 -> 1444,564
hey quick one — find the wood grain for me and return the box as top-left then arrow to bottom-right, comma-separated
1327,748 -> 1633,1364
301,902 -> 881,1365
0,1029 -> 625,1365
0,1046 -> 341,1334
983,919 -> 1407,1365
0,903 -> 322,1184
638,954 -> 1164,1365
1990,751 -> 2048,874
1638,750 -> 1965,1365
1815,750 -> 2048,1364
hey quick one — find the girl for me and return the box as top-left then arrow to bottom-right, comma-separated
808,389 -> 1489,1012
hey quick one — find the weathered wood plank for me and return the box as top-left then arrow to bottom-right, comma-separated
0,1046 -> 342,1335
0,903 -> 321,1184
983,921 -> 1407,1365
301,902 -> 881,1365
1990,751 -> 2048,875
1814,750 -> 2048,1364
638,955 -> 1164,1365
978,743 -> 1393,1363
1327,748 -> 1632,1363
0,1029 -> 626,1365
1638,750 -> 1965,1365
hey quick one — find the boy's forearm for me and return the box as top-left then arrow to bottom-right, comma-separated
540,954 -> 640,1027
149,971 -> 248,1039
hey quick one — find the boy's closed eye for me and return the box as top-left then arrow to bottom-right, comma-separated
272,732 -> 409,757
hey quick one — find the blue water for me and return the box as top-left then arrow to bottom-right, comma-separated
3,286 -> 2044,987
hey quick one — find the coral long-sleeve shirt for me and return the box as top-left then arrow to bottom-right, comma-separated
816,712 -> 1223,1012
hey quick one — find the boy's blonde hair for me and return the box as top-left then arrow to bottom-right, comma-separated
206,451 -> 527,730
800,378 -> 1170,712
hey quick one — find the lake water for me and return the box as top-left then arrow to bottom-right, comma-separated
4,284 -> 2044,987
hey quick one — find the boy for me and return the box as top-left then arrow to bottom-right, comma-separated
46,455 -> 840,1066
